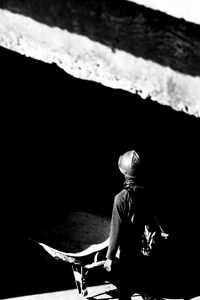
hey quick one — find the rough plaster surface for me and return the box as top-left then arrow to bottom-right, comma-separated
0,8 -> 200,117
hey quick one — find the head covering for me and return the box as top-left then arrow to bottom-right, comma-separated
118,150 -> 140,177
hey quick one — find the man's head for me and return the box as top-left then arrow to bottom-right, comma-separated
118,150 -> 140,177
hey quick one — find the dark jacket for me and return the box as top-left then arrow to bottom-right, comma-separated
106,185 -> 149,261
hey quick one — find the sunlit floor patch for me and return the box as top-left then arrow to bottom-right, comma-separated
1,283 -> 200,300
1,284 -> 116,300
4,285 -> 200,300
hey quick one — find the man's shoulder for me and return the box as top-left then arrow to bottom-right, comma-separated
114,189 -> 129,205
115,189 -> 129,198
114,186 -> 150,206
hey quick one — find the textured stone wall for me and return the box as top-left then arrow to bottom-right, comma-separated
0,1 -> 200,116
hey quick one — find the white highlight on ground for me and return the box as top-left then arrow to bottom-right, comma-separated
2,289 -> 200,300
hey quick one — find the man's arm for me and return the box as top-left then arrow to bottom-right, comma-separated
104,193 -> 124,271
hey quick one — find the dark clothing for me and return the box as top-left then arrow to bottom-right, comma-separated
106,185 -> 148,260
106,185 -> 152,300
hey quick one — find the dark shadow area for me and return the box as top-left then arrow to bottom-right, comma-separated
0,46 -> 200,299
1,0 -> 200,77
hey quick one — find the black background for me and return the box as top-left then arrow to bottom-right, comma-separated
1,46 -> 200,299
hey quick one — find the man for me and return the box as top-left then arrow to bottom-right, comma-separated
104,149 -> 155,300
